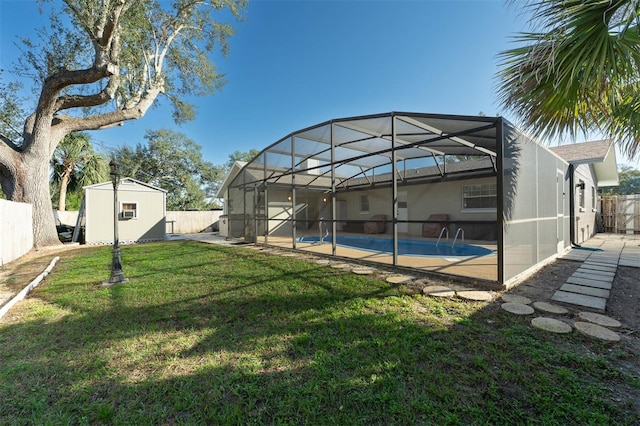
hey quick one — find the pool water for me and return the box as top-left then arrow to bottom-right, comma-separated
296,235 -> 494,257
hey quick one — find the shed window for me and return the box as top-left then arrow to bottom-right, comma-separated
462,184 -> 496,211
121,202 -> 138,219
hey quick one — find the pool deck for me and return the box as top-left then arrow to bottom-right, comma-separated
242,234 -> 498,283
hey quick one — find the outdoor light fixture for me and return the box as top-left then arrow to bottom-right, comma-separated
104,158 -> 128,285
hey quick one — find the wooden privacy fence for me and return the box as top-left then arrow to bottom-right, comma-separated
600,195 -> 640,234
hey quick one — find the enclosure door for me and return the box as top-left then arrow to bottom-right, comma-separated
556,170 -> 565,252
397,191 -> 408,233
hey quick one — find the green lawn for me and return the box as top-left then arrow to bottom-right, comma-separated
1,241 -> 638,425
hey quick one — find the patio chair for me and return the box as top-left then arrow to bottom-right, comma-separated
422,214 -> 449,238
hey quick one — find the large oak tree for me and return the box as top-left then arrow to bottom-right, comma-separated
0,0 -> 246,247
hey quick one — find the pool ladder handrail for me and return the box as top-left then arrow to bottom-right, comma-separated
436,227 -> 449,247
452,228 -> 464,248
318,217 -> 329,244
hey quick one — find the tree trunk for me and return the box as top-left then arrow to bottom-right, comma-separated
26,155 -> 61,248
58,168 -> 72,211
12,140 -> 62,248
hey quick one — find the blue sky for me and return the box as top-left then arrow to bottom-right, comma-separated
1,0 -> 638,169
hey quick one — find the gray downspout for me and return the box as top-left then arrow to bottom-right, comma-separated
568,164 -> 581,247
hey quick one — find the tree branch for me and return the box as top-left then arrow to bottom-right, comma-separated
54,73 -> 119,111
52,85 -> 163,134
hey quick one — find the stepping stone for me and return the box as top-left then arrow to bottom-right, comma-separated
532,301 -> 569,314
579,264 -> 617,273
422,286 -> 456,298
331,263 -> 351,269
531,317 -> 572,333
386,275 -> 414,284
577,312 -> 622,328
315,259 -> 330,265
352,267 -> 374,275
587,258 -> 618,265
566,276 -> 612,290
582,262 -> 618,270
574,322 -> 620,342
559,283 -> 610,299
571,272 -> 612,283
457,290 -> 493,302
551,291 -> 606,311
501,294 -> 532,305
501,302 -> 534,315
282,253 -> 299,257
576,268 -> 615,278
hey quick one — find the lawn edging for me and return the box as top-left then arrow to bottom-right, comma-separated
0,256 -> 59,320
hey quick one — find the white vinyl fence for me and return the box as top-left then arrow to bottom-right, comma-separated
0,199 -> 33,266
56,210 -> 222,235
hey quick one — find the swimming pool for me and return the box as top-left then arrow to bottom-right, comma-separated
296,235 -> 494,257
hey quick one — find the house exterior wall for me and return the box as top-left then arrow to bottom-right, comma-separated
85,181 -> 166,244
573,163 -> 599,244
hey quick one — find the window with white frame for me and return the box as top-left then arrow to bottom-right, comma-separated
462,183 -> 497,211
578,180 -> 585,209
120,202 -> 138,219
360,195 -> 369,214
591,186 -> 596,210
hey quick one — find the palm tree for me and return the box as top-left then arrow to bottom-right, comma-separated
51,132 -> 108,211
497,0 -> 640,159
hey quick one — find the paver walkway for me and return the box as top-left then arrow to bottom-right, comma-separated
552,234 -> 639,312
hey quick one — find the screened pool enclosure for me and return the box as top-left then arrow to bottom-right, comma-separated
220,112 -> 571,288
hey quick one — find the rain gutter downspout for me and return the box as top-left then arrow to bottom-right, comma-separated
568,163 -> 581,248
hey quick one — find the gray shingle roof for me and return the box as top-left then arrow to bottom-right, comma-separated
549,139 -> 613,164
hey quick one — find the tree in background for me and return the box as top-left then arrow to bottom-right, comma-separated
225,149 -> 260,170
601,165 -> 640,195
51,132 -> 107,211
497,0 -> 640,160
0,78 -> 24,144
114,129 -> 226,210
0,0 -> 246,247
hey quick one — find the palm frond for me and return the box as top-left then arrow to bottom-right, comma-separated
497,0 -> 640,159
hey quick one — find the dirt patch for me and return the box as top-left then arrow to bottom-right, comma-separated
507,259 -> 581,304
607,266 -> 640,334
0,244 -> 87,297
